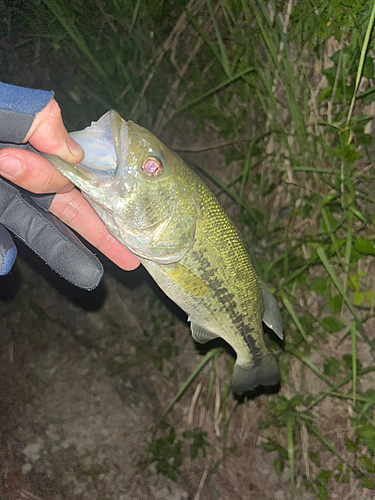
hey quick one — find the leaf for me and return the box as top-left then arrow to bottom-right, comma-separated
320,209 -> 336,233
309,451 -> 321,467
273,457 -> 284,475
317,484 -> 328,500
321,316 -> 345,333
342,354 -> 363,372
348,271 -> 367,292
343,143 -> 362,163
360,477 -> 375,490
300,315 -> 313,331
359,455 -> 375,474
344,438 -> 357,453
324,357 -> 341,376
334,463 -> 350,484
328,295 -> 343,315
360,85 -> 375,105
316,469 -> 331,485
356,133 -> 373,146
311,278 -> 329,296
354,238 -> 375,256
353,291 -> 365,307
262,439 -> 278,452
363,56 -> 375,79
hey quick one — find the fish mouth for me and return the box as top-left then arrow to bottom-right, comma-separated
43,110 -> 129,191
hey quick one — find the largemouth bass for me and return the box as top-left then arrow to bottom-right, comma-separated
45,110 -> 283,395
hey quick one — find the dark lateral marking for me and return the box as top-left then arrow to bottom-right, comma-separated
191,249 -> 263,366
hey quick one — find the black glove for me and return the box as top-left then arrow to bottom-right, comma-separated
0,143 -> 103,290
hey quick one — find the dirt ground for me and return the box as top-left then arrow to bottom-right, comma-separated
2,240 -> 374,500
0,239 -> 314,500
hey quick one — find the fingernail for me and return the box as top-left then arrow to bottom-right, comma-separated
67,137 -> 84,158
0,155 -> 23,177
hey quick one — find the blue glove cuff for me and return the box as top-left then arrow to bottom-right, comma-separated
0,224 -> 17,275
1,246 -> 17,275
0,83 -> 54,143
0,82 -> 54,115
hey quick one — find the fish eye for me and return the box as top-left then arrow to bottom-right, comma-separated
140,156 -> 163,177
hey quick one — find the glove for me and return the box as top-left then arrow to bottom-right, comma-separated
0,223 -> 17,276
0,143 -> 103,291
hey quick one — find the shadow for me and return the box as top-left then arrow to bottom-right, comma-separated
100,251 -> 147,291
14,239 -> 107,312
263,322 -> 284,349
194,336 -> 236,358
3,236 -> 146,313
234,381 -> 281,403
97,251 -> 188,323
0,261 -> 21,302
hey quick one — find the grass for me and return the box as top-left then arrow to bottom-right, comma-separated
2,0 -> 375,498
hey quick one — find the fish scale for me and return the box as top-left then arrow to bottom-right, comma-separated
45,110 -> 283,395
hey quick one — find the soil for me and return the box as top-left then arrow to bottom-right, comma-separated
0,240 -> 309,500
2,239 -> 374,499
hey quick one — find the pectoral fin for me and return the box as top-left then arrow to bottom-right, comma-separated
165,263 -> 208,296
261,280 -> 283,339
189,320 -> 219,343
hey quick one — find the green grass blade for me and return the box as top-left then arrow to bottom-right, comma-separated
308,366 -> 375,410
346,0 -> 375,126
185,7 -> 221,68
130,0 -> 142,31
309,425 -> 350,466
43,0 -> 112,86
321,206 -> 342,262
160,349 -> 223,421
351,319 -> 357,406
239,141 -> 255,204
287,419 -> 295,497
205,0 -> 231,76
316,246 -> 357,319
174,66 -> 256,116
285,349 -> 334,388
343,210 -> 353,293
279,290 -> 310,344
317,247 -> 372,351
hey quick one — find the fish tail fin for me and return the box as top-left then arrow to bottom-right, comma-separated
230,357 -> 279,395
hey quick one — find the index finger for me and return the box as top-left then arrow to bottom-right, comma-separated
50,189 -> 141,271
0,147 -> 74,194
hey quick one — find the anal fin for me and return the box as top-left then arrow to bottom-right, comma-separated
189,320 -> 219,344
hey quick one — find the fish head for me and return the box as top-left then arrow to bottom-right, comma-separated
45,110 -> 198,263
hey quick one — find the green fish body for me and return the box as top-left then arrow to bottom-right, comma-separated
46,110 -> 283,395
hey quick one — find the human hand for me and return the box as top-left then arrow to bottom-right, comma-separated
0,97 -> 140,289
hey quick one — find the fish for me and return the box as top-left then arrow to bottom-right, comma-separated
44,110 -> 283,395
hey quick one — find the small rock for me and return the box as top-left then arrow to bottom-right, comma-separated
23,440 -> 43,462
22,463 -> 32,475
